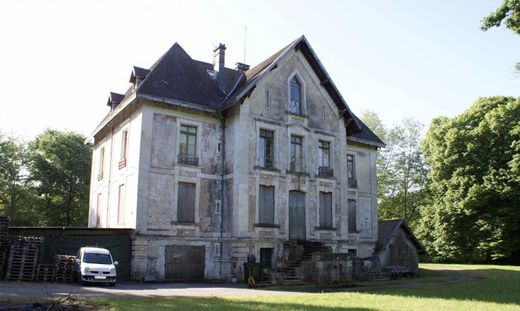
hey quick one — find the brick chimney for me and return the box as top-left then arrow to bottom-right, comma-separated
213,43 -> 226,91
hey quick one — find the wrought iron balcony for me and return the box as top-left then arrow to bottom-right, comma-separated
318,166 -> 334,178
178,154 -> 199,166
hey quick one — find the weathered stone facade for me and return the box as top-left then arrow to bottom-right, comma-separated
88,37 -> 383,281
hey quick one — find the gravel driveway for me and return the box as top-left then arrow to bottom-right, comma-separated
0,281 -> 295,298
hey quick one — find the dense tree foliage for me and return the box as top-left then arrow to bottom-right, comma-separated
419,97 -> 520,261
0,130 -> 91,226
0,135 -> 37,224
361,113 -> 429,228
28,130 -> 92,226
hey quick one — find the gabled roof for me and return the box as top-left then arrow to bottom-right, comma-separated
348,113 -> 385,147
136,43 -> 230,109
106,92 -> 124,107
219,36 -> 363,136
377,219 -> 425,254
129,66 -> 150,84
97,37 -> 384,147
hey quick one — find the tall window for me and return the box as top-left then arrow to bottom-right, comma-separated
119,130 -> 128,169
258,185 -> 275,225
258,129 -> 274,169
348,199 -> 357,233
319,192 -> 333,228
98,147 -> 105,180
117,184 -> 125,224
289,76 -> 302,114
318,141 -> 330,168
96,193 -> 102,227
177,182 -> 196,223
347,154 -> 357,188
290,135 -> 303,172
179,125 -> 198,165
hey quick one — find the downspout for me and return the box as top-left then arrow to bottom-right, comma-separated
217,112 -> 226,281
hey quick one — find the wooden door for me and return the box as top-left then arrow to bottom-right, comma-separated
164,245 -> 205,282
289,191 -> 306,240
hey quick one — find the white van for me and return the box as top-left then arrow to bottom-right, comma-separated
75,247 -> 118,286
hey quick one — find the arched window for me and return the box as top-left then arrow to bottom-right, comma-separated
289,76 -> 302,114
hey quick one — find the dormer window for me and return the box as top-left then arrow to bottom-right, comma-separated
289,76 -> 302,114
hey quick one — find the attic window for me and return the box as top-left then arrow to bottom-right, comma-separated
289,76 -> 302,114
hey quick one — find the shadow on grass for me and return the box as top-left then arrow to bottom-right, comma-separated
107,296 -> 375,311
373,267 -> 520,306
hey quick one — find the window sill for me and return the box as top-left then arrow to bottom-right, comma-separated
254,223 -> 280,229
315,226 -> 337,231
316,175 -> 336,180
254,166 -> 280,172
175,162 -> 201,169
171,221 -> 199,226
286,170 -> 309,177
348,230 -> 361,234
286,111 -> 308,119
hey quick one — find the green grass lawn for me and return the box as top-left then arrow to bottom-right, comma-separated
104,264 -> 520,311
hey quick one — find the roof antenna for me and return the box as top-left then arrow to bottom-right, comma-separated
243,27 -> 247,64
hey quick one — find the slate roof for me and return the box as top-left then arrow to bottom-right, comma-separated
103,37 -> 384,147
377,220 -> 425,254
348,113 -> 385,147
106,92 -> 124,107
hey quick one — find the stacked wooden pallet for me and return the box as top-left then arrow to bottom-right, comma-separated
0,216 -> 10,280
36,264 -> 56,282
5,236 -> 42,281
55,255 -> 76,283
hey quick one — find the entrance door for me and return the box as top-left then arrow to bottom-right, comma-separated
164,245 -> 205,282
289,191 -> 306,240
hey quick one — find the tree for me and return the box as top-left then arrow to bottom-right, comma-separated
482,0 -> 520,72
482,0 -> 520,35
360,112 -> 429,228
28,130 -> 92,226
420,97 -> 520,261
0,135 -> 27,217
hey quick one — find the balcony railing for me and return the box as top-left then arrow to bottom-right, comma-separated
318,166 -> 334,178
178,154 -> 199,166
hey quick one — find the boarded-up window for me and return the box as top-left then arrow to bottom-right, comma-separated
117,184 -> 125,224
319,192 -> 333,228
258,185 -> 275,224
178,182 -> 196,223
348,199 -> 357,233
258,129 -> 274,168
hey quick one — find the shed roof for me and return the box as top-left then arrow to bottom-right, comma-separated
377,219 -> 425,254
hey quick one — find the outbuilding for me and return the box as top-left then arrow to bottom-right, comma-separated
374,219 -> 425,272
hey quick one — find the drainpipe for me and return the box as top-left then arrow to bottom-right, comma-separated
217,112 -> 226,281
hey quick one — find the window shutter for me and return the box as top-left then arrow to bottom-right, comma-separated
178,182 -> 196,223
259,185 -> 275,224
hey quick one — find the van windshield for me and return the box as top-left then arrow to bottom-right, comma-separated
83,253 -> 112,264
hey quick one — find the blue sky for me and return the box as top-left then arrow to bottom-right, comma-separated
0,0 -> 518,138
